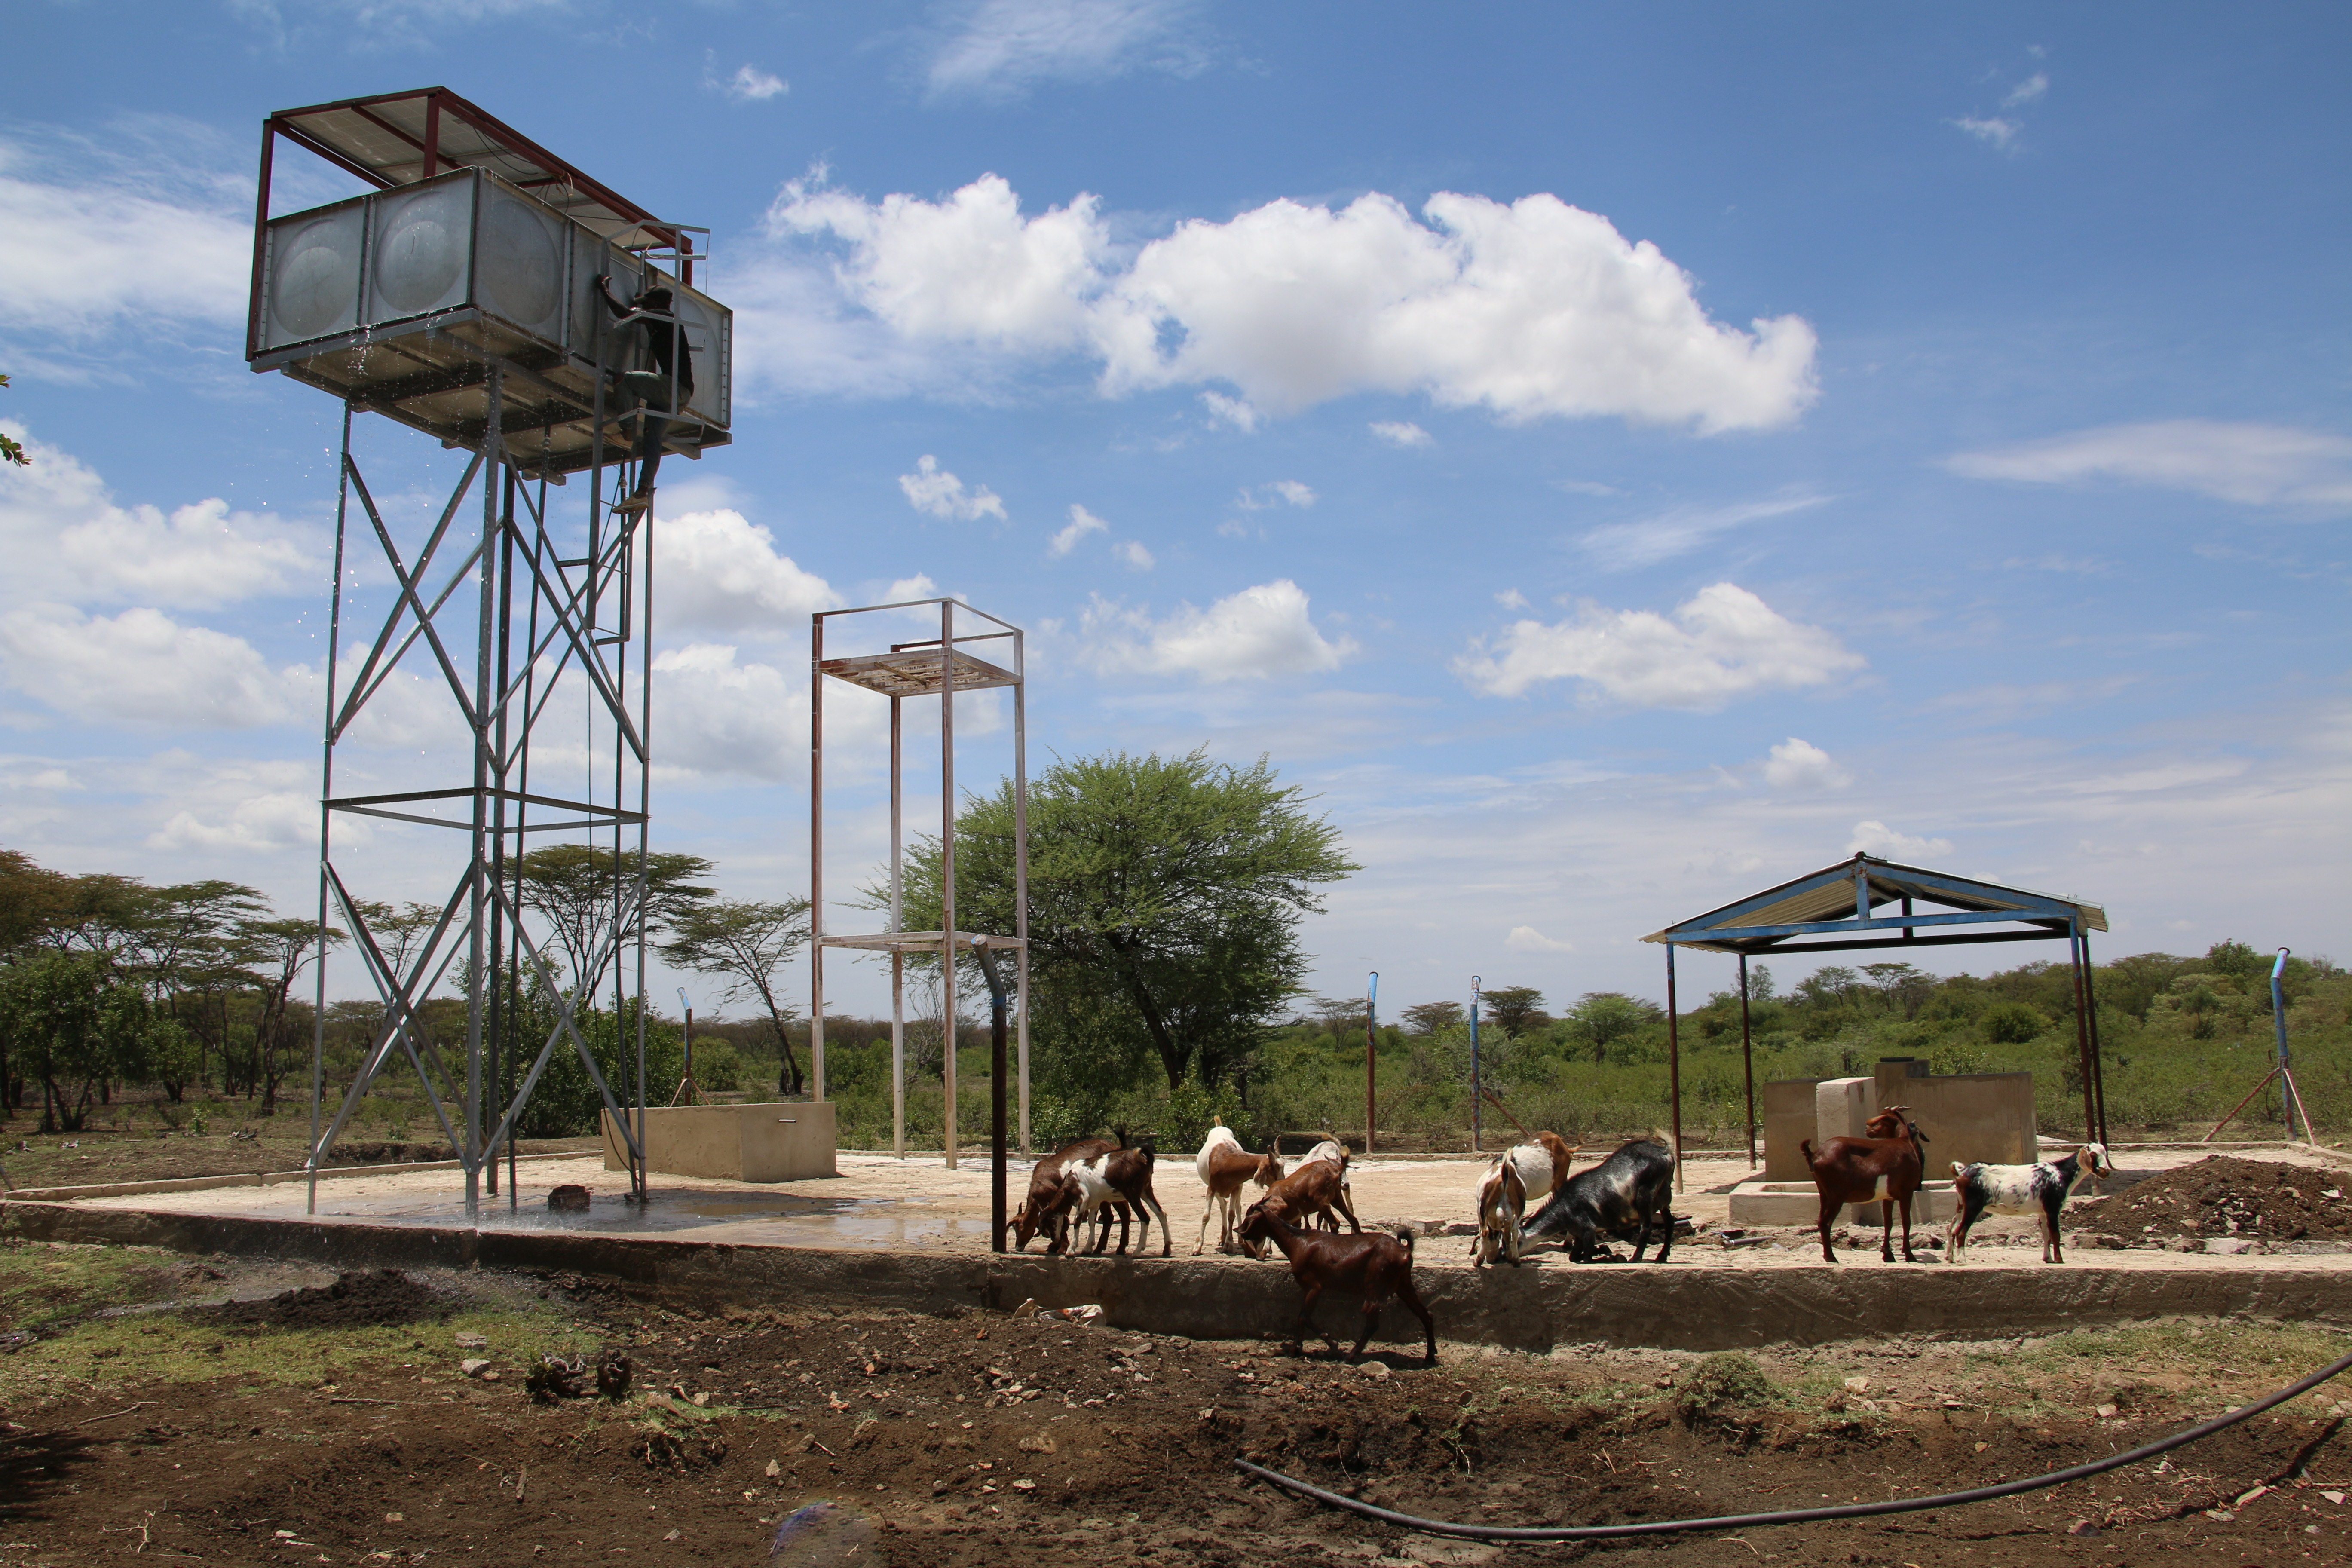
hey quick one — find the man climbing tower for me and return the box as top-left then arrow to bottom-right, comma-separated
594,271 -> 694,515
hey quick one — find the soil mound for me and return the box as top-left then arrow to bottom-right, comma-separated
209,1269 -> 452,1329
325,1141 -> 457,1165
2075,1155 -> 2352,1241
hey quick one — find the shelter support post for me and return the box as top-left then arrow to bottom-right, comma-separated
1666,942 -> 1683,1192
1739,953 -> 1755,1168
940,599 -> 957,1170
2068,924 -> 2097,1143
2082,929 -> 2109,1145
1365,972 -> 1379,1155
979,938 -> 1008,1252
890,693 -> 904,1158
1012,640 -> 1030,1158
809,612 -> 825,1103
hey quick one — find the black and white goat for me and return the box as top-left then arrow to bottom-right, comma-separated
1522,1134 -> 1677,1262
1947,1143 -> 2114,1264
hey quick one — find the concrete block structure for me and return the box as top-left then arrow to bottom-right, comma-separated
1730,1060 -> 2036,1227
602,1103 -> 838,1183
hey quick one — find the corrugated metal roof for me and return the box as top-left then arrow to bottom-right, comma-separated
268,88 -> 683,252
819,648 -> 1020,698
1644,852 -> 2106,954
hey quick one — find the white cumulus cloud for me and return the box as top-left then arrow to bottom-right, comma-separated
0,135 -> 250,334
924,0 -> 1207,102
1762,737 -> 1851,790
899,454 -> 1009,521
1050,503 -> 1109,557
1117,539 -> 1155,571
777,174 -> 1106,354
1199,391 -> 1259,432
0,606 -> 306,729
1455,583 -> 1864,710
1504,925 -> 1573,954
1079,579 -> 1353,682
1953,116 -> 2022,152
717,64 -> 788,101
1945,421 -> 2352,511
765,175 -> 1818,433
655,508 -> 840,637
1237,480 -> 1316,511
1848,820 -> 1954,861
653,643 -> 802,782
0,429 -> 319,607
1370,420 -> 1432,449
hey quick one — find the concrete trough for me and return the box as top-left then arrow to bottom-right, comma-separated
7,1197 -> 2349,1356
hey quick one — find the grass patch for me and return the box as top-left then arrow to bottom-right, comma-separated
0,1239 -> 192,1334
1961,1319 -> 2352,1418
0,1269 -> 599,1409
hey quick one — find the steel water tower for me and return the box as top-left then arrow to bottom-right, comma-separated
247,89 -> 730,1217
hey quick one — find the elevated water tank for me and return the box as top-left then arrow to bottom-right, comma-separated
251,166 -> 730,477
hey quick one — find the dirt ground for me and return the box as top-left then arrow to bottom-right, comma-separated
4,1245 -> 2350,1568
2072,1158 -> 2352,1244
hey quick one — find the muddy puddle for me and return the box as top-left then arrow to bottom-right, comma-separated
295,1185 -> 995,1245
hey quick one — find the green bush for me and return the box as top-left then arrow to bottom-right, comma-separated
1981,1001 -> 2046,1044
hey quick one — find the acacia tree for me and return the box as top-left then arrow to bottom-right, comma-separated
236,915 -> 346,1114
658,898 -> 812,1096
1402,1000 -> 1464,1034
0,949 -> 159,1131
879,748 -> 1356,1094
1481,986 -> 1548,1037
513,845 -> 714,995
1564,991 -> 1661,1063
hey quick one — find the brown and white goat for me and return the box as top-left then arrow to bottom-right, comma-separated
1195,1119 -> 1283,1254
1236,1206 -> 1436,1365
1240,1156 -> 1360,1255
1006,1136 -> 1117,1253
1801,1106 -> 1930,1264
1058,1143 -> 1171,1257
1473,1133 -> 1580,1266
1297,1137 -> 1354,1231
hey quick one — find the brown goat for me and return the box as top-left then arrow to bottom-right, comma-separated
1801,1106 -> 1930,1264
1007,1136 -> 1117,1253
1237,1207 -> 1436,1365
1239,1158 -> 1360,1256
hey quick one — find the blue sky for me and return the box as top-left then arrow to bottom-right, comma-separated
2,1 -> 2346,1020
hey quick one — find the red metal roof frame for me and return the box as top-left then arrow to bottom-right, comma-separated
248,86 -> 696,358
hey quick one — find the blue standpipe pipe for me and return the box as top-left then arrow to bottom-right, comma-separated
1469,975 -> 1482,1155
2271,948 -> 2300,1141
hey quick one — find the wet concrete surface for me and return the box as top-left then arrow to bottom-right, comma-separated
48,1143 -> 2352,1270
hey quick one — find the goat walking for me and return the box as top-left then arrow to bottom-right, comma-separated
1237,1207 -> 1436,1366
1802,1106 -> 1930,1264
1948,1143 -> 2113,1264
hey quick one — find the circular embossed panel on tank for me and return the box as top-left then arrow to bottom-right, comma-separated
272,216 -> 359,340
479,197 -> 560,328
374,192 -> 467,316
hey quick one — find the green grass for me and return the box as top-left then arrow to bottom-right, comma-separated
0,1243 -> 599,1408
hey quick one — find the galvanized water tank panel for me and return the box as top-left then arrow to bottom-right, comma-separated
263,200 -> 366,350
368,177 -> 475,325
